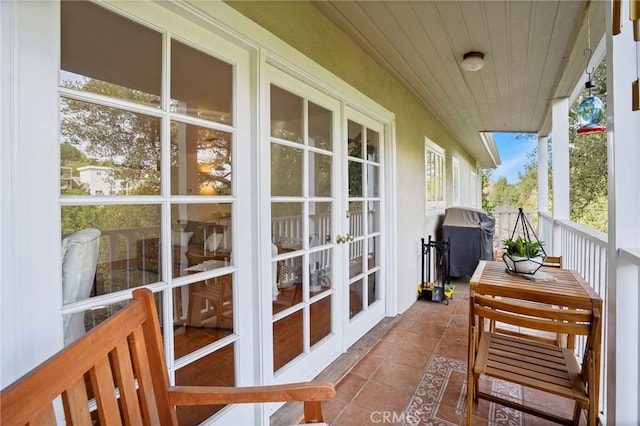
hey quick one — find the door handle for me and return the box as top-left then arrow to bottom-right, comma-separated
336,234 -> 345,244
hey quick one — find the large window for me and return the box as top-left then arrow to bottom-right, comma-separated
59,3 -> 241,424
425,137 -> 445,213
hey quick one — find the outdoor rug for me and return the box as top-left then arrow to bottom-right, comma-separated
404,354 -> 524,425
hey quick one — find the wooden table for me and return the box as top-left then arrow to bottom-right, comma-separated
470,260 -> 602,311
469,260 -> 603,411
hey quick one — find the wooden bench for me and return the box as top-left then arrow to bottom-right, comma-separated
467,292 -> 600,425
0,288 -> 335,425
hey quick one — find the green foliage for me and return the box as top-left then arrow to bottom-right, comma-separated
502,236 -> 545,258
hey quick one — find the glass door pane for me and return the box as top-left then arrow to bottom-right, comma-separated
344,112 -> 385,346
270,84 -> 336,374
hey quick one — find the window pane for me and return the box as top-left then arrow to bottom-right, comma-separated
171,121 -> 232,196
368,201 -> 380,234
60,1 -> 161,107
348,120 -> 363,159
309,202 -> 332,248
309,151 -> 332,197
308,102 -> 332,150
271,144 -> 303,196
62,204 -> 161,299
171,203 -> 232,278
60,98 -> 161,196
310,296 -> 332,347
175,345 -> 235,424
349,201 -> 364,238
348,161 -> 363,197
171,40 -> 232,125
309,248 -> 332,296
271,85 -> 302,143
273,310 -> 303,371
349,279 -> 364,319
367,164 -> 379,197
173,276 -> 233,358
367,129 -> 379,163
63,299 -> 132,346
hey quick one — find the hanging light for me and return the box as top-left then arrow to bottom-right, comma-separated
576,5 -> 605,135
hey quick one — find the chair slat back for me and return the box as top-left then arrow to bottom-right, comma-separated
473,293 -> 595,337
0,290 -> 177,426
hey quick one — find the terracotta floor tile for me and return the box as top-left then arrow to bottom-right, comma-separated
320,397 -> 348,424
330,403 -> 374,426
371,359 -> 423,393
349,353 -> 384,379
334,373 -> 367,402
352,380 -> 412,414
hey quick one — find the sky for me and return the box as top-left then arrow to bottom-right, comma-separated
490,132 -> 538,184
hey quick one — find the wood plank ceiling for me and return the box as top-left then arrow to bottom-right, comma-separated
312,0 -> 606,168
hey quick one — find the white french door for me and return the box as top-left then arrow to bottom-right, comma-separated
342,108 -> 386,347
264,66 -> 343,385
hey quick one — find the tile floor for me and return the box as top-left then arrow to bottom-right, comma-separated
319,279 -> 585,425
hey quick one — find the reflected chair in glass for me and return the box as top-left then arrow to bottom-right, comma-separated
61,228 -> 101,345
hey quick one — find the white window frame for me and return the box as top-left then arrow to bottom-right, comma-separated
425,137 -> 445,214
452,157 -> 460,206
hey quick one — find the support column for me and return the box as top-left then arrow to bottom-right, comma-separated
551,98 -> 570,257
606,0 -> 640,424
537,135 -> 549,213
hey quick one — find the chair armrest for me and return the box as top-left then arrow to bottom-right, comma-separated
168,382 -> 335,423
168,381 -> 335,405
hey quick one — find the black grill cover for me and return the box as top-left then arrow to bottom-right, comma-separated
442,207 -> 495,277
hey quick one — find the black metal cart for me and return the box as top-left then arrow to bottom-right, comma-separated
418,235 -> 453,304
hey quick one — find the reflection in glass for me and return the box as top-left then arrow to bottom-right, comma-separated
309,151 -> 332,197
348,161 -> 363,197
62,204 -> 161,296
273,252 -> 303,314
308,102 -> 332,150
349,202 -> 364,238
170,121 -> 232,196
367,164 -> 379,197
368,201 -> 381,234
272,202 -> 303,247
349,279 -> 364,319
271,144 -> 303,196
368,271 -> 378,306
368,236 -> 379,268
60,1 -> 162,107
271,85 -> 302,143
63,298 -> 132,346
348,240 -> 364,279
175,344 -> 235,424
173,277 -> 233,358
309,248 -> 332,296
367,129 -> 379,163
171,203 -> 232,278
171,39 -> 233,125
60,98 -> 161,196
309,202 -> 332,248
347,120 -> 363,158
273,310 -> 303,371
310,296 -> 332,347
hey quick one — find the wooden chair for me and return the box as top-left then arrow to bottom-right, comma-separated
0,289 -> 335,425
543,255 -> 563,268
492,256 -> 568,348
467,293 -> 600,425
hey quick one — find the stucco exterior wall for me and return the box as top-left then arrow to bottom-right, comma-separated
227,1 -> 478,313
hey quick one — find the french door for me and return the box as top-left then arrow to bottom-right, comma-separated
342,108 -> 386,347
266,67 -> 343,384
266,69 -> 388,382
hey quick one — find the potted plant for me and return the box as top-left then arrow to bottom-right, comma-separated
502,236 -> 545,274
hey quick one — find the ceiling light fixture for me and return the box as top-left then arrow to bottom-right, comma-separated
461,51 -> 485,72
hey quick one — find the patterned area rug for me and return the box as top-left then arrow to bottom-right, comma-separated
405,355 -> 524,425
